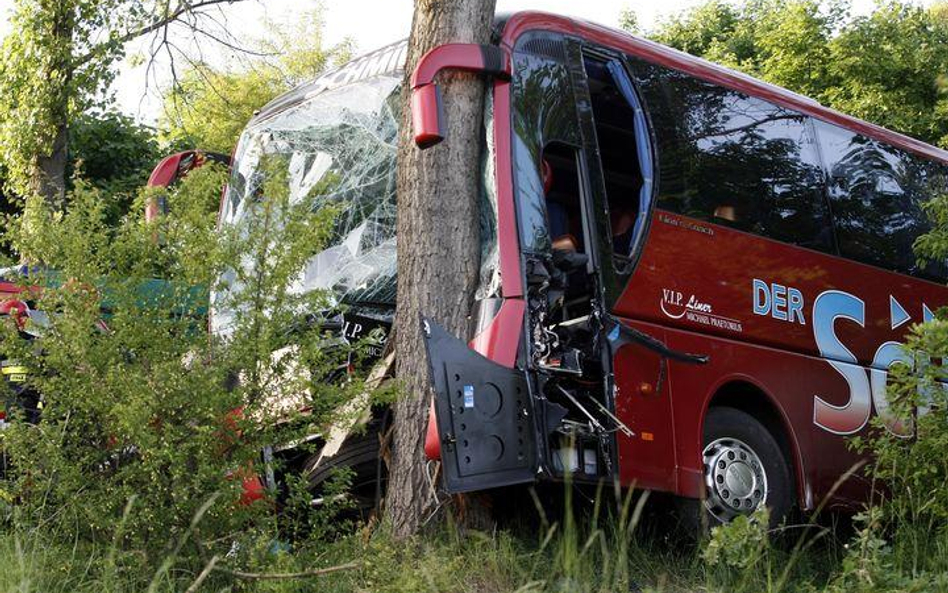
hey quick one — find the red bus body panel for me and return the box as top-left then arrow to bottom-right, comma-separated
610,212 -> 947,507
492,12 -> 948,508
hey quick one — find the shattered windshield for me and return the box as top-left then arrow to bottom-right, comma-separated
214,75 -> 400,331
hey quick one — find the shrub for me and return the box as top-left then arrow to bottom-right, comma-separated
826,190 -> 948,591
0,155 -> 369,583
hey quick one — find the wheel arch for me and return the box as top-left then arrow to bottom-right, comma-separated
702,377 -> 809,511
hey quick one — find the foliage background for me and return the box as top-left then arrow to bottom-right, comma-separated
623,0 -> 948,149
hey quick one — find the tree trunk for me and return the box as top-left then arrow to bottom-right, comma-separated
31,4 -> 74,206
388,0 -> 496,539
33,119 -> 68,206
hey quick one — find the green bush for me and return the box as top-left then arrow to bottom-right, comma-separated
824,190 -> 948,591
0,155 -> 370,585
702,507 -> 770,573
826,318 -> 948,592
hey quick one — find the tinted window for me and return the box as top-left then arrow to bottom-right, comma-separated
816,120 -> 948,281
512,37 -> 582,253
627,61 -> 833,252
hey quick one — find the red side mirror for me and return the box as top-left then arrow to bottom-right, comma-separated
410,43 -> 510,149
145,150 -> 231,223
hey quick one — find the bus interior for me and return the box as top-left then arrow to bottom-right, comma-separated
525,51 -> 648,483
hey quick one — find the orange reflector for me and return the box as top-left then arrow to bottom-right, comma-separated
641,432 -> 654,442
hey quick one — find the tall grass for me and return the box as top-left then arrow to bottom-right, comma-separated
0,477 -> 859,593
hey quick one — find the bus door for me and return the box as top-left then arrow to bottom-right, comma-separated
493,34 -> 639,487
423,34 -> 655,492
565,44 -> 668,487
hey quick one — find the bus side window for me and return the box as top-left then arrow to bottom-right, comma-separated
625,59 -> 833,254
815,120 -> 948,282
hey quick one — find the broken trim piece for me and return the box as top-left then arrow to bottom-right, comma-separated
606,319 -> 709,365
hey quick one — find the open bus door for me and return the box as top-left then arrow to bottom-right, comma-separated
415,40 -> 641,494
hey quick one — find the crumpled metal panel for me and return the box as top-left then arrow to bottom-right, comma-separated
477,95 -> 501,301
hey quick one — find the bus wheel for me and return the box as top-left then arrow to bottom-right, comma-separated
306,424 -> 386,521
701,407 -> 792,527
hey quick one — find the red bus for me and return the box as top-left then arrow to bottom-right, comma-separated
413,12 -> 948,525
213,11 -> 948,525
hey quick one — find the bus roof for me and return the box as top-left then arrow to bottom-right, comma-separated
498,11 -> 948,165
252,39 -> 408,126
250,11 -> 948,165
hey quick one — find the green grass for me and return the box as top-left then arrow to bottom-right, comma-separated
0,531 -> 154,593
7,483 -> 948,593
0,492 -> 852,593
0,522 -> 678,593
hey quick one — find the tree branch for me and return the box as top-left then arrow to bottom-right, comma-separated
73,0 -> 249,66
184,555 -> 220,593
692,114 -> 801,140
214,561 -> 361,580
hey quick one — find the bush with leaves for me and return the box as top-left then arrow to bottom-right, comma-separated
68,111 -> 161,224
825,319 -> 948,592
0,155 -> 374,583
632,0 -> 948,149
823,193 -> 948,591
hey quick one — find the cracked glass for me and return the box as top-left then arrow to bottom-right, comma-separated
214,75 -> 400,334
213,69 -> 499,335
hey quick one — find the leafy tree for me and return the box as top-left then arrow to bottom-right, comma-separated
254,8 -> 355,89
69,111 -> 160,224
69,112 -> 158,192
0,111 -> 157,255
631,0 -> 948,148
159,7 -> 352,153
825,2 -> 948,147
0,0 -> 252,204
646,0 -> 747,59
618,8 -> 641,34
648,0 -> 842,95
159,66 -> 282,154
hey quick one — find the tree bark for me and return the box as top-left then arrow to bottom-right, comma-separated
388,0 -> 496,539
31,4 -> 74,206
33,119 -> 68,207
26,1 -> 253,206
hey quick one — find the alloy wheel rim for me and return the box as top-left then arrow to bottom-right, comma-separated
702,436 -> 768,523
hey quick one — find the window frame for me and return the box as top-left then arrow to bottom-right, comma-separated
509,32 -> 586,256
577,45 -> 658,277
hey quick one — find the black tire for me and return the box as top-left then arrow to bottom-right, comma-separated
680,407 -> 794,532
306,424 -> 386,520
